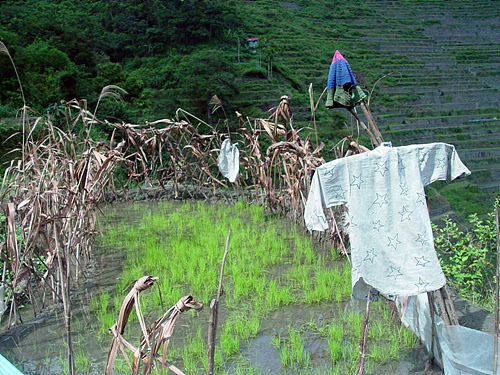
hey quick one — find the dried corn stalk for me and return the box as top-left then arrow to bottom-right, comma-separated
105,276 -> 202,375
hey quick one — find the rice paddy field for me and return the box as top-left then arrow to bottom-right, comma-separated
89,200 -> 432,375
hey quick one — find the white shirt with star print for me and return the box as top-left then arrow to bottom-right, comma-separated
304,142 -> 471,300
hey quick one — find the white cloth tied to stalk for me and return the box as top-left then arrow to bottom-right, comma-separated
304,142 -> 471,300
218,139 -> 240,183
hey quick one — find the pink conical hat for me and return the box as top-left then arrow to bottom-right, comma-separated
332,50 -> 347,64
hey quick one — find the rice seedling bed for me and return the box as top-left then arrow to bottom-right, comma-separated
94,200 -> 424,374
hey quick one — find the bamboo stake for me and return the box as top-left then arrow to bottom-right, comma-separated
443,285 -> 459,325
426,292 -> 443,370
54,228 -> 75,375
207,229 -> 231,375
494,202 -> 499,375
355,288 -> 372,375
359,100 -> 384,146
435,288 -> 451,326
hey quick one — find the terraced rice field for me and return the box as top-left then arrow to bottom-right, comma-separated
234,0 -> 500,194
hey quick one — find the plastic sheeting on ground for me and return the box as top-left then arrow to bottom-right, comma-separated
0,353 -> 24,375
217,139 -> 240,183
396,294 -> 500,375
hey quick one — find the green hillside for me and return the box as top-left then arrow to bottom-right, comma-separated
1,0 -> 499,213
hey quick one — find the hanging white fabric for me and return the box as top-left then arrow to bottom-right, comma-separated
218,138 -> 240,183
304,142 -> 471,300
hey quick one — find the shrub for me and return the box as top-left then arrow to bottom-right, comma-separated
432,209 -> 497,306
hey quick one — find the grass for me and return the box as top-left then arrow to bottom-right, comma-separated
95,200 -> 420,374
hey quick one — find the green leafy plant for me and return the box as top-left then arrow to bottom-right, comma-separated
432,211 -> 497,306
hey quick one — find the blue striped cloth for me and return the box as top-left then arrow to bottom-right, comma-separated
327,50 -> 357,89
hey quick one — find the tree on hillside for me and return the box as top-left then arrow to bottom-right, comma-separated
175,49 -> 238,123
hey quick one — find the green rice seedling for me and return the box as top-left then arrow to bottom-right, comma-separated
231,313 -> 248,339
341,265 -> 352,297
368,320 -> 386,342
222,357 -> 262,375
277,285 -> 294,306
288,326 -> 310,368
330,265 -> 343,286
305,266 -> 336,303
264,279 -> 280,310
387,338 -> 401,362
368,341 -> 391,364
399,325 -> 418,348
327,321 -> 343,363
289,265 -> 311,293
94,292 -> 116,334
333,287 -> 343,303
344,310 -> 363,340
214,349 -> 224,370
347,343 -> 359,374
280,343 -> 291,367
293,237 -> 306,264
99,291 -> 109,312
247,311 -> 261,337
303,238 -> 316,265
182,326 -> 206,373
221,321 -> 241,357
272,333 -> 282,349
74,346 -> 92,372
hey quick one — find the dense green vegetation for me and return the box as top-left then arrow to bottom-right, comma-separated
1,0 -> 499,209
0,0 -> 241,119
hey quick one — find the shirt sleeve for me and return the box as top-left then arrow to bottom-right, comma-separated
304,160 -> 348,231
417,143 -> 471,187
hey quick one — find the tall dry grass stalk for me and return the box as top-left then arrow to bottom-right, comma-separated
1,95 -> 128,374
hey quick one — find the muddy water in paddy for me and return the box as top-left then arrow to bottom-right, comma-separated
0,201 -> 444,375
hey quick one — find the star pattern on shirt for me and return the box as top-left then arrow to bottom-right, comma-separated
387,266 -> 403,280
397,158 -> 406,173
373,193 -> 389,207
312,208 -> 327,226
372,220 -> 384,231
415,232 -> 429,245
364,248 -> 377,263
415,277 -> 430,293
400,183 -> 409,196
348,216 -> 357,228
398,206 -> 413,222
375,161 -> 389,176
415,255 -> 430,267
387,234 -> 401,250
320,168 -> 335,178
435,157 -> 447,169
331,185 -> 347,200
416,192 -> 426,205
350,175 -> 364,189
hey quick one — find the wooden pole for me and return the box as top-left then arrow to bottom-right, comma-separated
355,288 -> 372,375
493,203 -> 499,375
207,229 -> 231,375
426,292 -> 443,370
359,100 -> 384,146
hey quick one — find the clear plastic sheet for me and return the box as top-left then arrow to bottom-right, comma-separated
397,294 -> 500,375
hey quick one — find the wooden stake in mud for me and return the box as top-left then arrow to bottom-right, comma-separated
426,292 -> 443,371
493,202 -> 500,375
355,288 -> 372,375
207,229 -> 231,375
